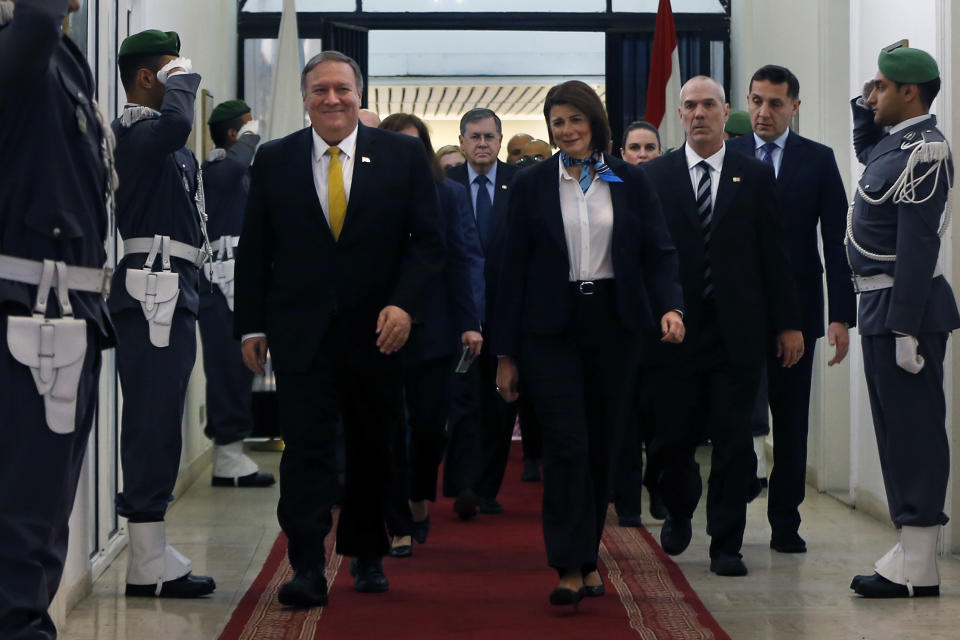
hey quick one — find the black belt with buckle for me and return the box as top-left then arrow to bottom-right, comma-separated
571,279 -> 614,296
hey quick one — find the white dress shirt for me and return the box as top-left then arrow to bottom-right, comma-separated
558,156 -> 615,282
466,162 -> 498,217
752,128 -> 789,177
685,143 -> 724,209
311,124 -> 357,226
889,113 -> 933,135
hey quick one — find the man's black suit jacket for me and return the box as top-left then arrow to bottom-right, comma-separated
726,132 -> 856,337
234,123 -> 445,373
642,147 -> 801,367
446,160 -> 518,317
493,154 -> 683,358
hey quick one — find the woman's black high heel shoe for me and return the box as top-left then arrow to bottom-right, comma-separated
411,516 -> 430,544
549,586 -> 583,611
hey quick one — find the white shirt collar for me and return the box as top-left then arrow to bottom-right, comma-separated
467,161 -> 498,186
889,114 -> 933,135
752,128 -> 790,150
685,143 -> 725,173
312,124 -> 359,163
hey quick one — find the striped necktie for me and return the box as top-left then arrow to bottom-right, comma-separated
760,142 -> 777,167
327,146 -> 346,240
696,160 -> 714,299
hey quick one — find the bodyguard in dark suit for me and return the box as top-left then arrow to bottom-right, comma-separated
727,65 -> 857,553
847,46 -> 959,599
444,108 -> 525,517
235,51 -> 444,606
200,99 -> 274,488
644,76 -> 802,577
0,1 -> 115,636
495,81 -> 684,609
110,30 -> 215,598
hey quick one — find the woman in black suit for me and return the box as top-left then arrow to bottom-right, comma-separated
495,81 -> 684,609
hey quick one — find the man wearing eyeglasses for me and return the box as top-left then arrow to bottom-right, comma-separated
444,108 -> 523,520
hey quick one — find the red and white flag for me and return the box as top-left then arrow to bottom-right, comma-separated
644,0 -> 685,150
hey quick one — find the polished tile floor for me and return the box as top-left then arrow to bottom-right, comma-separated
59,449 -> 960,640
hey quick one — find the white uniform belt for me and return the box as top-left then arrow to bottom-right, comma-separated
0,253 -> 111,295
212,235 -> 240,249
854,265 -> 943,293
123,237 -> 205,267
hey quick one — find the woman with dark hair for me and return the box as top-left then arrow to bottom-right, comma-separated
494,81 -> 684,609
620,120 -> 662,165
379,113 -> 484,557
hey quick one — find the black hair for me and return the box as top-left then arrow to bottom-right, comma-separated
621,120 -> 661,149
749,64 -> 800,100
118,54 -> 167,93
894,77 -> 941,109
543,80 -> 612,153
209,114 -> 248,149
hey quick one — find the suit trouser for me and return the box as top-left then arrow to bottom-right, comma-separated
198,290 -> 254,445
0,317 -> 101,640
520,286 -> 640,574
861,333 -> 949,528
519,391 -> 543,461
386,355 -> 452,537
275,318 -> 403,569
614,374 -> 656,519
114,309 -> 196,522
764,332 -> 816,535
475,343 -> 522,500
648,316 -> 760,558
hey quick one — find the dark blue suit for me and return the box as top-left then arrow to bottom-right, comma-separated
387,178 -> 483,535
110,72 -> 203,522
849,101 -> 959,528
0,1 -> 112,637
727,131 -> 856,538
199,133 -> 259,446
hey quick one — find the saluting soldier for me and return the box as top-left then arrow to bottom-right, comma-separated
200,99 -> 274,487
848,45 -> 959,598
0,0 -> 116,636
110,29 -> 215,598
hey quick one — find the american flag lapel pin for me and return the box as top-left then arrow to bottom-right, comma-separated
732,176 -> 741,182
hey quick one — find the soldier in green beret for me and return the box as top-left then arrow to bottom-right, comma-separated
848,45 -> 958,598
198,99 -> 273,490
723,109 -> 752,139
110,29 -> 217,599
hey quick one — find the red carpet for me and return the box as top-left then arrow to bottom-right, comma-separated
218,446 -> 730,639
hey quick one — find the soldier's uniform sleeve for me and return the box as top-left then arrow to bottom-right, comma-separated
0,0 -> 66,94
851,97 -> 886,165
122,72 -> 201,160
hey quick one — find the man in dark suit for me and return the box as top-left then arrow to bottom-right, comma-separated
235,51 -> 443,606
643,75 -> 803,577
444,108 -> 530,516
847,46 -> 958,599
727,65 -> 857,553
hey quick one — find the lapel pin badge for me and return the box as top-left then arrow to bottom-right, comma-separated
501,184 -> 508,190
361,156 -> 372,163
732,176 -> 741,182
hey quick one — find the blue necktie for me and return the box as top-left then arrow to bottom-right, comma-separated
560,151 -> 623,193
474,174 -> 492,248
760,142 -> 777,167
696,161 -> 714,299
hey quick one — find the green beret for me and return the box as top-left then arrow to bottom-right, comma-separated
725,109 -> 752,136
118,30 -> 181,59
208,100 -> 251,125
878,46 -> 939,84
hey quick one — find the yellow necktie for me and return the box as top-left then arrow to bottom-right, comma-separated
327,146 -> 346,240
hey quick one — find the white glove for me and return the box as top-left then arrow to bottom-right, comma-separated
238,119 -> 260,137
156,57 -> 193,85
895,334 -> 925,374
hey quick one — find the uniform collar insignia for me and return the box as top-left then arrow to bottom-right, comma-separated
120,105 -> 161,128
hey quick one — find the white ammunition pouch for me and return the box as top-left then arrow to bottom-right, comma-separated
202,235 -> 238,311
126,521 -> 192,592
875,525 -> 941,594
3,258 -> 92,434
213,441 -> 259,481
124,235 -> 183,348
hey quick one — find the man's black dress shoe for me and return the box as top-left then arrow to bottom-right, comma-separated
618,514 -> 643,528
548,586 -> 583,611
648,490 -> 668,520
454,490 -> 479,521
411,516 -> 430,544
521,458 -> 541,482
478,497 -> 504,514
212,471 -> 276,487
852,572 -> 939,598
710,554 -> 748,576
126,572 -> 216,598
660,516 -> 692,556
352,557 -> 390,593
746,477 -> 763,503
278,568 -> 328,607
770,531 -> 807,553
